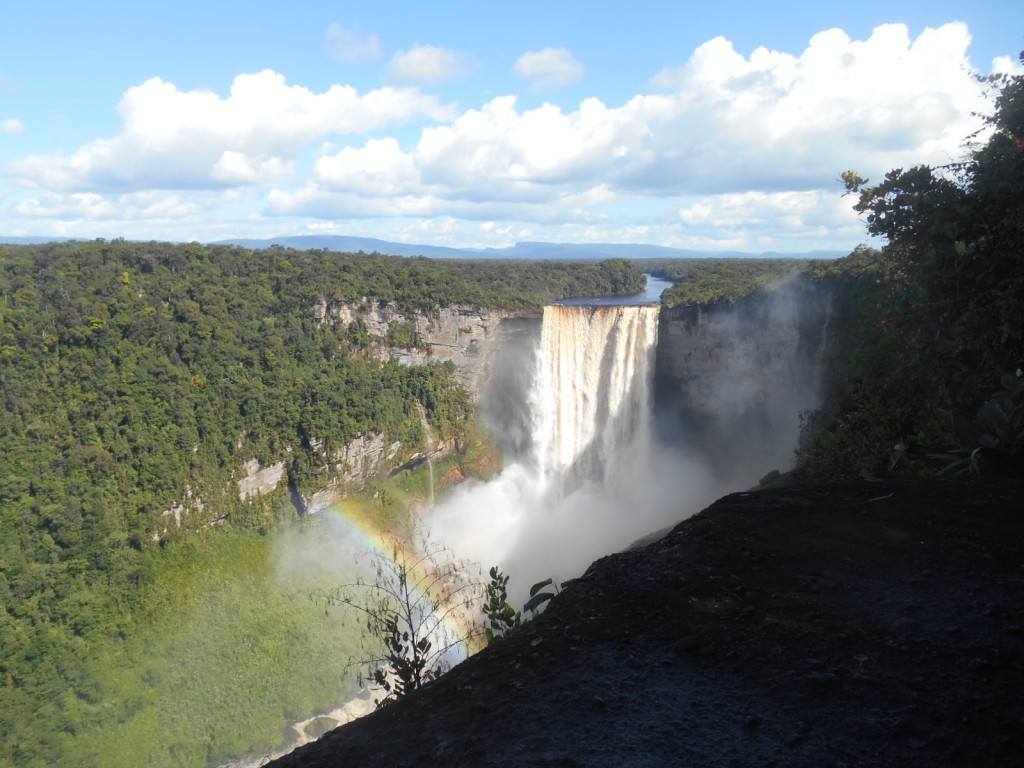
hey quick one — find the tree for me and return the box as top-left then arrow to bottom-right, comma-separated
313,528 -> 484,707
800,56 -> 1024,478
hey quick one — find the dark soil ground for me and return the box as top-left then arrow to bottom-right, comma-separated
268,477 -> 1024,767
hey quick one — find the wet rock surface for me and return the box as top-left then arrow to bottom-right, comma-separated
268,477 -> 1024,767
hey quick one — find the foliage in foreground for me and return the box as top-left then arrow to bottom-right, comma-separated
482,567 -> 561,644
312,528 -> 484,708
797,60 -> 1024,479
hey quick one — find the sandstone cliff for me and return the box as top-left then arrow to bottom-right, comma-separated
314,300 -> 536,400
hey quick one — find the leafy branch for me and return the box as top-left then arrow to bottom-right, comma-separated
312,528 -> 485,707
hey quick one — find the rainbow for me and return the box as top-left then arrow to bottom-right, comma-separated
319,501 -> 487,659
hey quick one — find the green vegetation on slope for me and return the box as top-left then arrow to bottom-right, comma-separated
797,61 -> 1024,480
0,241 -> 642,766
42,524 -> 364,768
633,257 -> 808,307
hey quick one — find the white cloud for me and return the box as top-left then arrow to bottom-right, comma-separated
2,117 -> 24,134
387,45 -> 474,85
7,70 -> 454,192
414,94 -> 672,191
313,137 -> 420,195
2,22 -> 1002,251
514,48 -> 584,91
672,190 -> 864,249
268,22 -> 992,250
992,54 -> 1024,76
325,22 -> 382,62
15,190 -> 199,221
211,151 -> 294,184
628,23 -> 988,192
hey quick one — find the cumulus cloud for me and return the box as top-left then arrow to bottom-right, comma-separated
632,23 -> 987,192
313,137 -> 420,195
992,54 -> 1024,76
2,117 -> 24,134
674,190 -> 862,243
211,151 -> 294,184
387,45 -> 474,85
514,48 -> 584,91
291,22 -> 986,216
267,21 -> 993,251
7,70 -> 454,192
15,190 -> 199,221
325,22 -> 382,62
2,22 -> 1003,250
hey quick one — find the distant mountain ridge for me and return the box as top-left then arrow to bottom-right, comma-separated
1,233 -> 845,260
213,235 -> 845,260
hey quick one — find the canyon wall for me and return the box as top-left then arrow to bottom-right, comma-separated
232,303 -> 534,514
160,303 -> 533,534
654,277 -> 833,485
314,300 -> 536,400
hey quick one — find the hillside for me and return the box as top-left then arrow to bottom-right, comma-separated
269,477 -> 1024,767
0,241 -> 644,766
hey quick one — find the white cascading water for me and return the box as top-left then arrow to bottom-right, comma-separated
530,305 -> 660,492
426,302 -> 679,605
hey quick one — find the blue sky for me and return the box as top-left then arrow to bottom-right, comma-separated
1,1 -> 1021,251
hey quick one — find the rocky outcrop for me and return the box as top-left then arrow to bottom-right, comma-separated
238,458 -> 287,500
314,300 -> 535,400
154,485 -> 206,540
304,432 -> 404,514
233,432 -> 405,514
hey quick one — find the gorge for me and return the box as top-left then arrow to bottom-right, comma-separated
421,276 -> 832,606
0,242 -> 839,768
211,275 -> 834,767
249,275 -> 835,763
266,279 -> 1023,768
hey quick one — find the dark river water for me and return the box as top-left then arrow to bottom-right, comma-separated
555,273 -> 672,306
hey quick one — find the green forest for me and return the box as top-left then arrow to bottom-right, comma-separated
0,244 -> 642,767
795,63 -> 1023,481
634,257 -> 809,307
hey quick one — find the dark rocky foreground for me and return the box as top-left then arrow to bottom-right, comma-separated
268,478 -> 1024,767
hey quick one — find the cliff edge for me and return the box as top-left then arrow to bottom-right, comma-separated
268,478 -> 1024,767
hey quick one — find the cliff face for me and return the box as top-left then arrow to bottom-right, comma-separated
654,277 -> 833,484
156,303 -> 535,533
237,304 -> 533,508
314,300 -> 536,400
174,283 -> 838,532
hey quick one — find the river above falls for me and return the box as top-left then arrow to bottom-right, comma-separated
555,273 -> 671,306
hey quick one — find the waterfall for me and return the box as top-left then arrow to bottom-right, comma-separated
426,302 -> 677,602
530,305 -> 660,493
